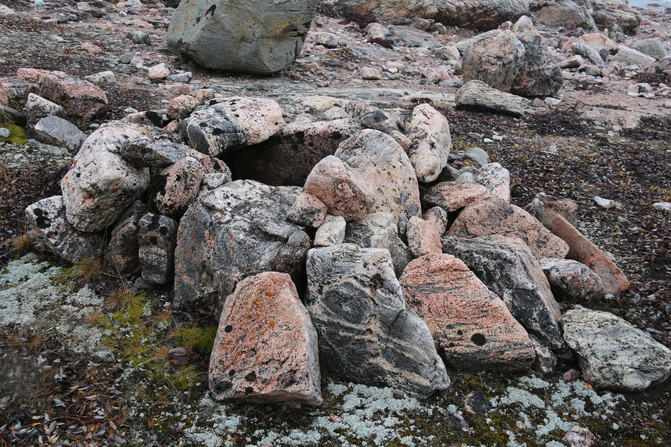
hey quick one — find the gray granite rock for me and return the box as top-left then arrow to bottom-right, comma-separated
155,156 -> 205,218
138,213 -> 178,285
34,115 -> 86,153
306,243 -> 450,397
539,258 -> 606,301
611,46 -> 656,69
456,80 -> 525,117
632,38 -> 667,60
106,201 -> 149,275
405,104 -> 451,183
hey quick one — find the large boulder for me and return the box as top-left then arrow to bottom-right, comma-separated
591,0 -> 641,34
60,122 -> 161,232
306,244 -> 450,397
173,180 -> 310,312
447,197 -> 569,259
422,181 -> 492,212
531,0 -> 597,31
400,254 -> 536,370
335,129 -> 422,226
562,308 -> 671,391
405,104 -> 451,183
25,196 -> 104,263
167,0 -> 318,74
209,272 -> 322,405
179,97 -> 284,157
442,235 -> 566,352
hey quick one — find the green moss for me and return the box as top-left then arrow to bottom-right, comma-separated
173,325 -> 218,352
0,123 -> 28,145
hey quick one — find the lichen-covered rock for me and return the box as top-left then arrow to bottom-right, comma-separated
174,180 -> 310,311
455,80 -> 525,116
303,155 -> 374,222
473,162 -> 511,203
155,156 -> 205,218
167,0 -> 318,74
442,235 -> 566,352
306,244 -> 450,397
224,119 -> 362,187
405,104 -> 451,183
421,181 -> 491,212
209,272 -> 322,406
314,215 -> 346,247
287,193 -> 328,228
60,122 -> 161,232
345,212 -> 413,277
179,97 -> 284,157
406,216 -> 442,258
25,93 -> 65,130
335,129 -> 422,225
562,308 -> 671,391
462,30 -> 525,92
539,258 -> 606,301
532,0 -> 597,31
106,201 -> 149,275
400,254 -> 535,370
138,213 -> 178,285
25,196 -> 104,263
34,116 -> 87,153
447,197 -> 569,259
120,139 -> 192,169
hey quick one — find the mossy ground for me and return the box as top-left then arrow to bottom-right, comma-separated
0,123 -> 27,145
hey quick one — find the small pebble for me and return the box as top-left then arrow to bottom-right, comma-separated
652,201 -> 671,211
0,128 -> 10,138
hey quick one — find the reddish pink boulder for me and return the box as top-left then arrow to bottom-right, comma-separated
209,272 -> 322,406
448,197 -> 569,259
541,212 -> 629,295
17,68 -> 108,122
400,254 -> 535,370
155,156 -> 204,218
303,155 -> 374,222
422,182 -> 491,212
406,216 -> 442,258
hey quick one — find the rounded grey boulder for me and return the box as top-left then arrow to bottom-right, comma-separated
167,0 -> 318,74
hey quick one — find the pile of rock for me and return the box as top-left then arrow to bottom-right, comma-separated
22,66 -> 671,405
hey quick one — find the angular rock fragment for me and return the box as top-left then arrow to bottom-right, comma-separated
34,116 -> 87,153
25,196 -> 104,263
138,213 -> 177,285
155,156 -> 205,218
422,181 -> 491,212
303,155 -> 374,222
106,201 -> 149,275
611,46 -> 656,69
121,139 -> 192,169
287,193 -> 328,228
473,162 -> 511,203
462,30 -> 524,93
442,235 -> 566,352
400,254 -> 536,370
179,97 -> 284,157
314,215 -> 346,247
563,308 -> 671,391
306,244 -> 450,397
174,180 -> 310,311
335,129 -> 421,225
405,104 -> 451,183
539,258 -> 606,301
167,94 -> 200,121
447,197 -> 569,259
406,216 -> 442,258
345,212 -> 413,277
591,0 -> 641,34
423,206 -> 448,234
456,80 -> 525,117
25,93 -> 65,130
209,272 -> 322,406
525,192 -> 579,227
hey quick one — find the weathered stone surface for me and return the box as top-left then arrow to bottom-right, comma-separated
442,235 -> 565,351
456,80 -> 525,116
562,308 -> 671,391
303,155 -> 374,222
60,122 -> 160,232
525,192 -> 579,227
121,139 -> 192,169
632,38 -> 668,60
224,119 -> 362,187
563,425 -> 597,447
314,215 -> 346,247
405,104 -> 451,183
400,254 -> 536,370
591,0 -> 641,34
209,272 -> 322,405
306,244 -> 450,397
138,213 -> 177,285
34,116 -> 87,153
155,157 -> 205,218
473,162 -> 511,203
539,258 -> 606,301
447,197 -> 569,259
287,193 -> 328,228
531,211 -> 629,295
406,216 -> 442,258
532,0 -> 597,31
423,181 -> 488,215
17,68 -> 108,122
610,46 -> 656,69
510,19 -> 563,97
423,206 -> 448,235
174,180 -> 310,311
25,196 -> 104,263
529,334 -> 557,376
169,347 -> 199,367
345,212 -> 413,277
167,94 -> 200,121
106,201 -> 149,275
335,129 -> 422,225
179,97 -> 284,157
25,93 -> 66,130
462,30 -> 525,92
148,63 -> 170,81
167,0 -> 318,74
562,32 -> 619,56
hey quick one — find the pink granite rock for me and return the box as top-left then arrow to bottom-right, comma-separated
422,182 -> 491,212
17,68 -> 108,122
539,258 -> 606,301
209,272 -> 322,406
155,156 -> 205,218
303,155 -> 374,222
400,254 -> 535,370
25,93 -> 66,129
405,104 -> 451,183
473,162 -> 510,203
448,197 -> 569,259
407,216 -> 442,258
167,94 -> 200,120
287,192 -> 328,228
